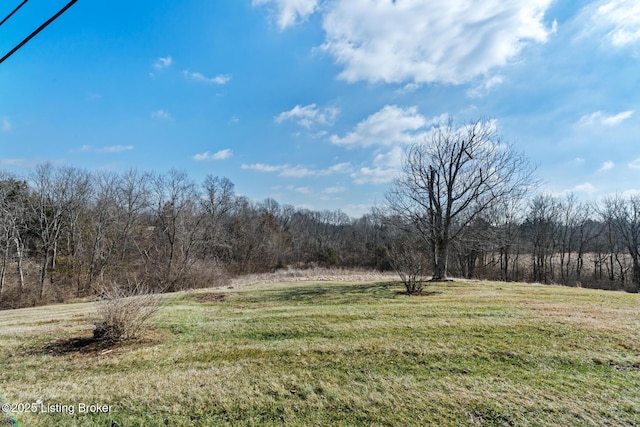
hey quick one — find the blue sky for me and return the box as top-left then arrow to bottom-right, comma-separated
1,0 -> 639,216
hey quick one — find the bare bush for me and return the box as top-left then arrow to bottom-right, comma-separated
93,279 -> 161,343
387,233 -> 429,294
177,260 -> 230,291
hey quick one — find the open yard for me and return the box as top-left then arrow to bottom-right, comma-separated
1,279 -> 639,426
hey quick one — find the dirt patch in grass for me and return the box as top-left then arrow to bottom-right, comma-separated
38,336 -> 110,355
191,292 -> 228,304
396,290 -> 442,297
22,328 -> 166,358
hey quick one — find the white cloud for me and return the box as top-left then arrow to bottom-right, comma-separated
253,0 -> 319,29
294,186 -> 312,194
345,116 -> 501,186
310,130 -> 328,139
341,203 -> 372,217
100,145 -> 134,153
184,70 -> 231,85
321,186 -> 347,194
596,0 -> 640,47
332,108 -> 493,185
321,0 -> 554,84
241,161 -> 351,178
395,82 -> 422,95
193,149 -> 233,161
71,145 -> 133,154
275,104 -> 339,128
153,56 -> 173,70
0,158 -> 30,167
373,146 -> 403,169
574,182 -> 597,194
555,182 -> 598,197
578,110 -> 634,126
242,163 -> 283,173
467,75 -> 505,98
351,147 -> 404,185
575,157 -> 586,164
151,110 -> 173,121
323,162 -> 352,174
598,160 -> 615,172
604,111 -> 634,125
351,166 -> 399,185
68,144 -> 92,153
629,158 -> 640,169
2,118 -> 12,132
213,149 -> 233,160
280,165 -> 314,178
330,105 -> 432,147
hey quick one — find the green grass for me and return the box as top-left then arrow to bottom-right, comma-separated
1,280 -> 639,426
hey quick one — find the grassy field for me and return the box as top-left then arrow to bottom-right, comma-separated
1,279 -> 639,426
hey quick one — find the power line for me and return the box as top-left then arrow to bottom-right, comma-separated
0,0 -> 29,27
0,0 -> 79,65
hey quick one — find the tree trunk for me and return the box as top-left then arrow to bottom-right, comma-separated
631,253 -> 640,293
432,240 -> 448,280
0,242 -> 7,299
40,249 -> 51,300
15,237 -> 24,291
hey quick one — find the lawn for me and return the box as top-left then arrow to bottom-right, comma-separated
1,279 -> 639,426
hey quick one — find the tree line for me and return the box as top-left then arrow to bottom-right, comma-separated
383,120 -> 640,294
384,192 -> 640,293
0,161 -> 638,308
0,164 -> 390,308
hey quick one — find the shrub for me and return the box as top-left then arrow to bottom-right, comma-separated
93,279 -> 161,343
386,234 -> 429,294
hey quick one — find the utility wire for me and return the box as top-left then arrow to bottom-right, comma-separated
0,0 -> 79,65
0,0 -> 29,27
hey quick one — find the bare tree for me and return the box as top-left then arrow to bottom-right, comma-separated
600,195 -> 640,292
525,194 -> 562,284
386,119 -> 535,280
85,171 -> 122,293
29,164 -> 92,299
115,169 -> 151,264
59,168 -> 93,294
150,170 -> 202,290
452,216 -> 496,279
0,174 -> 29,297
492,198 -> 526,282
30,163 -> 63,299
201,175 -> 235,261
556,194 -> 598,286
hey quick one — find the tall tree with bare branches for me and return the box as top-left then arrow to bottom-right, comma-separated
386,119 -> 536,280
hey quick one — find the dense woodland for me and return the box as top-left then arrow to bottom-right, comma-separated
0,163 -> 639,309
